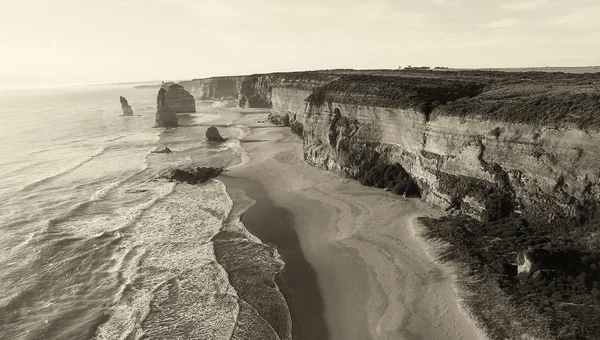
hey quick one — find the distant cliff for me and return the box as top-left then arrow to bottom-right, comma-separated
188,77 -> 241,100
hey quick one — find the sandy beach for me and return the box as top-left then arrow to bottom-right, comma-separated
220,107 -> 486,340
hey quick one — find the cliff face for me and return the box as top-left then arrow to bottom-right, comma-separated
266,72 -> 600,238
189,77 -> 241,100
186,70 -> 600,231
238,73 -> 338,108
238,75 -> 273,108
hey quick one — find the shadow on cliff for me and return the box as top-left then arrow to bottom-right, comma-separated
221,175 -> 329,340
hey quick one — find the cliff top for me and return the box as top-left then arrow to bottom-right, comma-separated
194,69 -> 600,129
307,70 -> 600,129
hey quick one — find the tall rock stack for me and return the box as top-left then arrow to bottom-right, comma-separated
119,96 -> 134,116
161,84 -> 196,113
155,88 -> 178,127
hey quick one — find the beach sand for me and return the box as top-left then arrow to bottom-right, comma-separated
219,108 -> 486,340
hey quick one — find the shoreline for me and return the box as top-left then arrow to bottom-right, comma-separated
217,107 -> 486,339
408,215 -> 489,339
220,175 -> 328,340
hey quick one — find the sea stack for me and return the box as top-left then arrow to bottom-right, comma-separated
162,83 -> 196,113
155,88 -> 178,127
119,96 -> 134,116
206,125 -> 226,142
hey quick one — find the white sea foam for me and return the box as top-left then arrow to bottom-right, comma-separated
93,181 -> 240,340
0,91 -> 259,339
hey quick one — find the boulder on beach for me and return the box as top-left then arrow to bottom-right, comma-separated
162,167 -> 225,184
120,96 -> 134,116
206,125 -> 226,142
155,88 -> 178,127
152,147 -> 172,154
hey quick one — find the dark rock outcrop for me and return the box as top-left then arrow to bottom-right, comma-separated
155,88 -> 178,127
119,96 -> 134,116
162,167 -> 224,184
162,84 -> 196,113
206,125 -> 226,142
151,147 -> 172,154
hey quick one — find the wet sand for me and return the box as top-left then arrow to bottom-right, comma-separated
220,108 -> 486,340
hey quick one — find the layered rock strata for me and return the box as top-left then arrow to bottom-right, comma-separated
263,72 -> 600,233
189,69 -> 600,241
189,77 -> 241,100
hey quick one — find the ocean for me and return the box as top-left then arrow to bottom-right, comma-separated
0,85 -> 256,339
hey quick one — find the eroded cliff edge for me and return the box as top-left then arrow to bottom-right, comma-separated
195,69 -> 600,339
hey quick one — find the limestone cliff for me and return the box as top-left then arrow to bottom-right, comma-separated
189,77 -> 241,100
161,83 -> 196,113
238,72 -> 336,108
265,71 -> 600,234
188,70 -> 600,232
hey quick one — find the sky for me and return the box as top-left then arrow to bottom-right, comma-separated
0,0 -> 599,88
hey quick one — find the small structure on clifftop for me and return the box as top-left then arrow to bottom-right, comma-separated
120,96 -> 134,116
155,88 -> 178,127
206,125 -> 226,142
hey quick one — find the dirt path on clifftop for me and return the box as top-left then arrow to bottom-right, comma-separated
220,108 -> 486,340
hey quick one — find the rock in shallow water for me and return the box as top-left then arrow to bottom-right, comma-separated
162,167 -> 224,184
162,83 -> 196,113
206,125 -> 226,142
151,147 -> 172,154
119,96 -> 134,116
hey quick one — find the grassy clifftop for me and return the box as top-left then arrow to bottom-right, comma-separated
264,69 -> 600,129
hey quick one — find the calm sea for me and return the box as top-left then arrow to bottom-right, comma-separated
0,85 -> 248,339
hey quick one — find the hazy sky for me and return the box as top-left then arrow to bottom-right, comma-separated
1,0 -> 599,88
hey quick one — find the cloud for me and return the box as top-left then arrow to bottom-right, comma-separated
432,0 -> 462,5
501,0 -> 549,10
552,6 -> 600,29
480,18 -> 518,28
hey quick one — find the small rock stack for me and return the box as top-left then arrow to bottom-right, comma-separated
120,96 -> 134,116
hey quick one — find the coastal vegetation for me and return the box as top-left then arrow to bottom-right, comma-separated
419,215 -> 600,339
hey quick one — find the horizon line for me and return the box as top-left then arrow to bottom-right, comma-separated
2,65 -> 599,90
